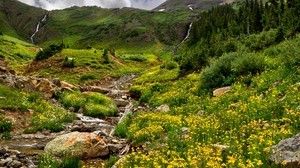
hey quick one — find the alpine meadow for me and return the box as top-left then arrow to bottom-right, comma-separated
0,0 -> 300,167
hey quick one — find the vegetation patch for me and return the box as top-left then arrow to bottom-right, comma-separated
61,92 -> 118,117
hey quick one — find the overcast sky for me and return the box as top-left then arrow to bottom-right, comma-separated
17,0 -> 166,10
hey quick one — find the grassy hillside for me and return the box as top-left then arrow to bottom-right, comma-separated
0,0 -> 193,50
0,34 -> 39,71
114,31 -> 300,167
154,0 -> 231,11
0,0 -> 46,41
37,7 -> 192,49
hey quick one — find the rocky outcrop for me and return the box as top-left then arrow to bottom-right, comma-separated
270,133 -> 300,166
44,132 -> 109,159
213,86 -> 232,97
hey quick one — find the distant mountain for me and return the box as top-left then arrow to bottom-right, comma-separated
0,0 -> 192,49
154,0 -> 234,12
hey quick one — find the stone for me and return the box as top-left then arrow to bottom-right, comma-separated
45,132 -> 109,159
270,133 -> 300,166
114,99 -> 129,107
35,79 -> 57,99
213,86 -> 232,97
86,86 -> 110,94
156,104 -> 170,112
108,144 -> 124,153
8,160 -> 22,168
212,144 -> 230,151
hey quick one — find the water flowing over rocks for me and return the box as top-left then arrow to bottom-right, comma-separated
270,133 -> 300,166
0,146 -> 37,168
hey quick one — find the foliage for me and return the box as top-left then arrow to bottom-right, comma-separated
61,92 -> 118,117
106,155 -> 118,168
62,57 -> 75,68
35,44 -> 63,60
160,60 -> 178,70
120,34 -> 300,167
114,114 -> 132,138
178,0 -> 300,74
1,132 -> 12,140
0,116 -> 12,133
102,48 -> 110,64
38,154 -> 81,168
0,84 -> 74,133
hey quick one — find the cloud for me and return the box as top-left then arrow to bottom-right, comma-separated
131,0 -> 166,10
17,0 -> 165,10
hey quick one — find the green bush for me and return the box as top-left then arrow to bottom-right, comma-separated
106,155 -> 118,168
1,132 -> 12,139
200,52 -> 266,90
114,114 -> 132,138
62,57 -> 75,68
161,60 -> 178,70
35,44 -> 63,61
38,154 -> 80,168
0,116 -> 12,133
231,53 -> 266,76
200,53 -> 236,90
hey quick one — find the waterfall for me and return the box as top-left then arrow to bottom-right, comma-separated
30,13 -> 48,44
172,22 -> 193,54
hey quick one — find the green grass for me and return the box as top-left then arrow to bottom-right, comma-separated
0,34 -> 38,71
61,91 -> 118,117
0,84 -> 75,133
115,33 -> 300,167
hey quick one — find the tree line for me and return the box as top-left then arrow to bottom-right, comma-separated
177,0 -> 300,75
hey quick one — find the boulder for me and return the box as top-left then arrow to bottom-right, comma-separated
35,79 -> 57,99
213,86 -> 232,97
45,132 -> 109,159
270,133 -> 300,166
156,104 -> 170,112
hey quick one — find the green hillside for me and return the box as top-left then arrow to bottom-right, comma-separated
1,0 -> 300,167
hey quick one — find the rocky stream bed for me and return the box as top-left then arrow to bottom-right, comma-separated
0,68 -> 146,168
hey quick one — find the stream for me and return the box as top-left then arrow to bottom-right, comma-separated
0,74 -> 137,167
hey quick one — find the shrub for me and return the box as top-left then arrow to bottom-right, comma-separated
84,103 -> 117,117
106,155 -> 118,168
35,44 -> 63,61
62,57 -> 75,68
161,60 -> 178,70
38,154 -> 80,168
102,49 -> 110,64
231,53 -> 266,76
2,132 -> 12,139
199,53 -> 236,90
0,116 -> 12,133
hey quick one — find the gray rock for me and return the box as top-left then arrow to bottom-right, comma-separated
270,133 -> 300,165
156,104 -> 170,112
108,144 -> 124,153
213,86 -> 232,97
8,160 -> 22,168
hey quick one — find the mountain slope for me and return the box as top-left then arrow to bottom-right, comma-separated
0,0 -> 46,40
0,0 -> 193,49
154,0 -> 234,11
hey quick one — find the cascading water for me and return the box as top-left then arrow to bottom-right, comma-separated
172,22 -> 193,54
30,13 -> 48,44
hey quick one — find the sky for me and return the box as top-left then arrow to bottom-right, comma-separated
17,0 -> 166,10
